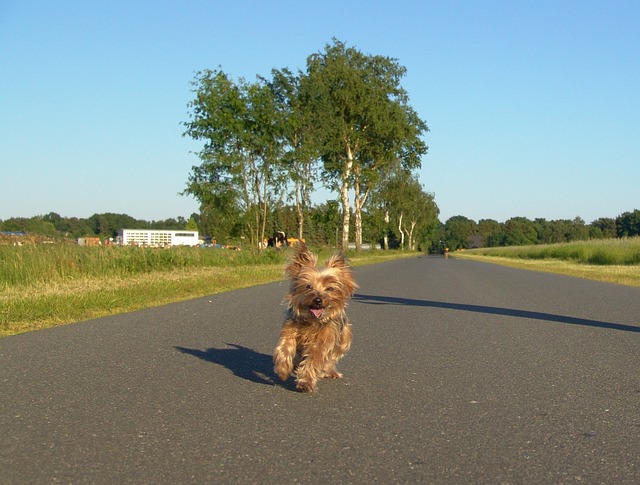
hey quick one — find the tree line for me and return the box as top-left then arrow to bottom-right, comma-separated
0,201 -> 435,251
2,209 -> 637,253
182,38 -> 438,252
440,210 -> 640,251
0,212 -> 194,240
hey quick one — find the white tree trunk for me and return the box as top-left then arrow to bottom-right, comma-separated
340,144 -> 354,251
354,173 -> 362,252
295,182 -> 304,241
408,220 -> 417,251
383,209 -> 389,250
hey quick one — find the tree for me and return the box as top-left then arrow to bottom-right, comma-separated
185,216 -> 199,232
403,187 -> 438,251
616,210 -> 640,237
590,217 -> 617,239
24,217 -> 57,236
534,218 -> 562,244
308,201 -> 342,247
1,217 -> 29,232
503,217 -> 537,246
369,169 -> 406,250
444,216 -> 477,250
304,39 -> 427,251
269,68 -> 318,241
370,169 -> 437,250
349,62 -> 427,251
477,219 -> 502,247
566,217 -> 589,241
88,213 -> 142,238
183,69 -> 285,249
42,212 -> 93,238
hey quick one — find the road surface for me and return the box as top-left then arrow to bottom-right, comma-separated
2,256 -> 639,483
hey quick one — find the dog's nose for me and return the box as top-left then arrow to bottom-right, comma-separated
313,297 -> 322,306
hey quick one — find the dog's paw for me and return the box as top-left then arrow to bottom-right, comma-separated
274,363 -> 293,382
296,379 -> 317,392
320,364 -> 343,379
324,370 -> 343,379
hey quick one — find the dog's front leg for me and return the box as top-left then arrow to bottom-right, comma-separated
273,325 -> 297,381
295,355 -> 320,392
296,332 -> 336,391
334,322 -> 352,361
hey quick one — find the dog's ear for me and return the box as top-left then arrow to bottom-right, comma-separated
326,252 -> 358,296
285,241 -> 317,278
326,252 -> 349,271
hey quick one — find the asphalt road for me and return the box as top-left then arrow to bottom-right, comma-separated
2,256 -> 639,484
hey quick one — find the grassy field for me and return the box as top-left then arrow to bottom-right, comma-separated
0,244 -> 415,337
451,237 -> 640,287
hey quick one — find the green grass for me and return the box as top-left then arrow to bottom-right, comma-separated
0,244 -> 288,287
460,237 -> 640,266
0,245 -> 415,337
451,237 -> 640,287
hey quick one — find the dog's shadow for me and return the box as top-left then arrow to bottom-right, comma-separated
175,343 -> 295,390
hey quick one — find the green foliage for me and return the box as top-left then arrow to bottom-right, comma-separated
477,219 -> 502,246
532,217 -> 589,244
0,213 -> 188,240
89,213 -> 142,238
186,216 -> 199,231
369,168 -> 438,250
183,69 -> 287,247
307,201 -> 342,246
467,237 -> 640,266
459,213 -> 639,249
2,216 -> 58,236
502,217 -> 538,246
304,38 -> 429,250
305,39 -> 427,173
616,210 -> 640,237
444,216 -> 477,250
268,67 -> 318,240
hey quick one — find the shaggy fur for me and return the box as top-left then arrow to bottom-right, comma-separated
273,242 -> 358,392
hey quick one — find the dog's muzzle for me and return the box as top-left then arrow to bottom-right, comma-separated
310,297 -> 324,318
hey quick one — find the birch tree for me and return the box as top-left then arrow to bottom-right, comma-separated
183,69 -> 284,249
371,169 -> 438,251
400,182 -> 438,251
304,41 -> 362,251
304,39 -> 427,251
268,68 -> 318,241
351,71 -> 427,251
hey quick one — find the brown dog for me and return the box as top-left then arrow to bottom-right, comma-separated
273,242 -> 358,392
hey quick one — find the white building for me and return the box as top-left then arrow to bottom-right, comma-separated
118,229 -> 199,247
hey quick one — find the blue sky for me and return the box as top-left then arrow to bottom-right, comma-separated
1,0 -> 638,224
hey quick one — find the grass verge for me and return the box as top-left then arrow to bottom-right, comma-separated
1,249 -> 415,337
451,252 -> 640,287
456,237 -> 640,266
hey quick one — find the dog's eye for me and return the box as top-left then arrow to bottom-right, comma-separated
326,286 -> 334,292
305,284 -> 313,290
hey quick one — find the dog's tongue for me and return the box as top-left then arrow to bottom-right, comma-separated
310,308 -> 324,318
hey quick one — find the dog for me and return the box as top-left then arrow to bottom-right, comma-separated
273,242 -> 358,392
